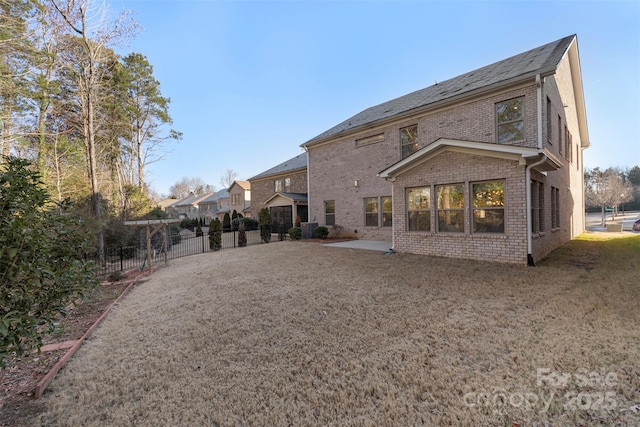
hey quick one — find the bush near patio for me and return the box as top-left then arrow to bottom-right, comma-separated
288,226 -> 301,240
313,226 -> 329,239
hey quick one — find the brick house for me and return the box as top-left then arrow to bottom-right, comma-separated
302,35 -> 589,265
198,189 -> 230,224
228,180 -> 252,218
248,152 -> 308,231
167,193 -> 211,219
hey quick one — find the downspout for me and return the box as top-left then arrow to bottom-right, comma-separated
379,176 -> 396,251
302,146 -> 311,222
526,74 -> 545,266
536,74 -> 544,150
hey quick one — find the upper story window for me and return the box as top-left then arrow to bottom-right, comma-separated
496,97 -> 524,143
274,179 -> 282,192
400,125 -> 418,159
284,177 -> 291,192
546,97 -> 552,144
232,193 -> 241,205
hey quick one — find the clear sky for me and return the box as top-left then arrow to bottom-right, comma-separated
109,0 -> 640,197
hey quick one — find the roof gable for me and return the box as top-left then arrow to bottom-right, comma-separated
303,35 -> 575,147
378,138 -> 562,179
228,180 -> 250,192
249,152 -> 307,181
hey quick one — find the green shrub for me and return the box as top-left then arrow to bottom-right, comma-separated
209,218 -> 222,250
196,226 -> 203,237
0,157 -> 97,365
259,208 -> 272,243
288,227 -> 301,240
223,212 -> 231,231
231,217 -> 259,231
314,226 -> 329,239
237,221 -> 247,247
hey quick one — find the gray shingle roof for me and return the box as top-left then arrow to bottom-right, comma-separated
199,189 -> 229,204
249,152 -> 308,180
303,35 -> 575,146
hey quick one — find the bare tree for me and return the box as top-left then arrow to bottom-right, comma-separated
219,168 -> 238,189
585,167 -> 633,225
50,0 -> 138,259
169,176 -> 214,199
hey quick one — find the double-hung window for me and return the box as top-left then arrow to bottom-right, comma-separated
437,184 -> 464,232
381,196 -> 392,227
400,125 -> 419,159
364,196 -> 393,227
496,97 -> 524,143
364,197 -> 378,227
472,181 -> 505,233
407,187 -> 430,231
324,200 -> 335,226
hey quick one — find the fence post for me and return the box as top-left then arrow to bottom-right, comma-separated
202,232 -> 205,253
120,246 -> 123,271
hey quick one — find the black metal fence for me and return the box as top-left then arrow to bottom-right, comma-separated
90,227 -> 286,277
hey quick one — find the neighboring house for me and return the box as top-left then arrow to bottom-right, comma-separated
168,193 -> 212,219
156,198 -> 178,212
198,189 -> 230,224
301,35 -> 589,265
228,180 -> 252,218
248,152 -> 308,231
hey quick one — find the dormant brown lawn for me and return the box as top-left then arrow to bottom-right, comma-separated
36,235 -> 639,426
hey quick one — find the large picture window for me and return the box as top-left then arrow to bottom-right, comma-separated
437,184 -> 464,232
472,181 -> 505,233
407,187 -> 430,231
324,200 -> 335,226
364,197 -> 378,227
496,97 -> 524,143
400,125 -> 418,159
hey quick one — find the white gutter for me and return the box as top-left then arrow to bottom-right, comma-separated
302,146 -> 311,222
524,74 -> 548,266
525,155 -> 548,266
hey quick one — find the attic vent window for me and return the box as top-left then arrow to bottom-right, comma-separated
356,133 -> 385,147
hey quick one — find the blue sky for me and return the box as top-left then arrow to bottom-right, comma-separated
110,0 -> 640,197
